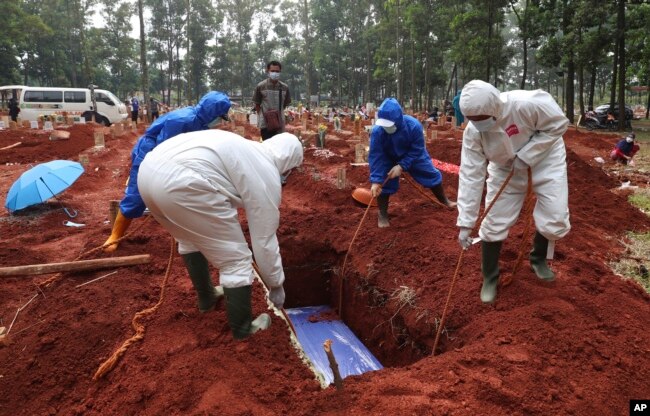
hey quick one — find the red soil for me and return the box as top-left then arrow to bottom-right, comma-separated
1,121 -> 649,415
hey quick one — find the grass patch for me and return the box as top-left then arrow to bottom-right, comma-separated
610,232 -> 650,294
628,188 -> 650,213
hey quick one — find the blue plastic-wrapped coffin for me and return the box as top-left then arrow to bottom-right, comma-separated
286,305 -> 383,386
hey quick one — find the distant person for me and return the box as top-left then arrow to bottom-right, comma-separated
131,95 -> 140,125
138,131 -> 303,339
253,60 -> 291,141
103,91 -> 231,253
457,80 -> 571,304
369,98 -> 456,228
8,97 -> 20,122
452,90 -> 464,127
149,97 -> 160,121
610,133 -> 639,165
427,106 -> 439,123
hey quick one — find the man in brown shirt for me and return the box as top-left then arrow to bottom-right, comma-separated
252,60 -> 291,141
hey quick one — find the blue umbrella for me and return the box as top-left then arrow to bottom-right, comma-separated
5,160 -> 84,217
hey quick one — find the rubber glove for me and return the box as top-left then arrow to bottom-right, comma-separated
370,183 -> 382,198
458,227 -> 473,250
513,157 -> 528,171
269,286 -> 285,309
387,164 -> 403,179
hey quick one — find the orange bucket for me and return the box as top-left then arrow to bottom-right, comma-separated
351,187 -> 377,207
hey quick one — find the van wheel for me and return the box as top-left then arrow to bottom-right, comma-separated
96,116 -> 110,126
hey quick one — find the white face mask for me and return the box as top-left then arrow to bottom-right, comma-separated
471,117 -> 497,132
269,72 -> 280,81
626,137 -> 634,143
383,125 -> 397,134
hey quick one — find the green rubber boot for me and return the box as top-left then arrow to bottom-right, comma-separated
530,232 -> 556,281
181,252 -> 224,313
223,286 -> 271,340
377,194 -> 390,228
481,241 -> 502,304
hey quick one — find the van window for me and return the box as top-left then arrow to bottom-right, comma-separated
24,90 -> 63,103
96,92 -> 115,106
64,91 -> 87,103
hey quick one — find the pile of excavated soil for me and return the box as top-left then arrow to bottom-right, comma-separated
0,121 -> 649,415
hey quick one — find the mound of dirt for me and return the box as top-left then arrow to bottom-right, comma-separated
0,122 -> 649,416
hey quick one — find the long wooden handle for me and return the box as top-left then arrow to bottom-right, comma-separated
0,254 -> 151,276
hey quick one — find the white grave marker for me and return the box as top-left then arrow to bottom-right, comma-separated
30,120 -> 39,129
249,113 -> 258,126
43,121 -> 54,131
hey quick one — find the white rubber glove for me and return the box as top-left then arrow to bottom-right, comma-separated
458,227 -> 473,250
370,183 -> 382,198
387,165 -> 403,179
269,286 -> 285,309
513,157 -> 528,171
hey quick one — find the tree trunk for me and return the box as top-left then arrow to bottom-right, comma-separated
396,0 -> 402,104
486,0 -> 493,82
138,0 -> 150,121
617,0 -> 626,130
411,40 -> 416,111
65,0 -> 78,87
578,62 -> 585,117
609,33 -> 618,109
303,0 -> 312,109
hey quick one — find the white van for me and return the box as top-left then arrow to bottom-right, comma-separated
0,85 -> 128,126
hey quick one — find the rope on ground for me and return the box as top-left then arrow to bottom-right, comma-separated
338,195 -> 376,321
93,235 -> 174,380
403,174 -> 447,208
38,216 -> 152,288
432,169 -> 515,356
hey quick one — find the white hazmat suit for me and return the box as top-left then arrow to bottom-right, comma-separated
457,80 -> 571,243
138,130 -> 303,292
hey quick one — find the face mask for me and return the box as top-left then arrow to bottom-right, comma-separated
269,72 -> 280,81
207,117 -> 223,128
471,117 -> 497,132
383,125 -> 397,134
626,137 -> 633,143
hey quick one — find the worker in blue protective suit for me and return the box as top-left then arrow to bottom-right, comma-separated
369,98 -> 456,228
103,91 -> 231,253
452,90 -> 464,127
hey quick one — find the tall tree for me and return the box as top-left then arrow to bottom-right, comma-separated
137,0 -> 150,117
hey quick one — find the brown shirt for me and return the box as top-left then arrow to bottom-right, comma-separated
252,79 -> 291,130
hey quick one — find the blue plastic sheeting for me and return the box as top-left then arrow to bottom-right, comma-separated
286,305 -> 383,386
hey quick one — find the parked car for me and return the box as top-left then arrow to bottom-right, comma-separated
594,104 -> 633,120
592,104 -> 633,128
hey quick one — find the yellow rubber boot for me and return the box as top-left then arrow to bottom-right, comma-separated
103,211 -> 133,253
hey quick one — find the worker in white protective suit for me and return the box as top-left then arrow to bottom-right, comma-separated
457,80 -> 571,304
138,130 -> 303,339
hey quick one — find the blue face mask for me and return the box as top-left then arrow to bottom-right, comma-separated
208,117 -> 224,128
383,125 -> 397,134
471,117 -> 497,132
269,72 -> 280,81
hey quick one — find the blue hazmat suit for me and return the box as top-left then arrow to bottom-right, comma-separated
369,98 -> 442,194
120,91 -> 231,218
452,90 -> 464,126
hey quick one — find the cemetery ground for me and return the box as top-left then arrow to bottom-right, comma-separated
0,116 -> 649,415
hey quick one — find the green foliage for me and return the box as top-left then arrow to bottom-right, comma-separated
0,0 -> 648,113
